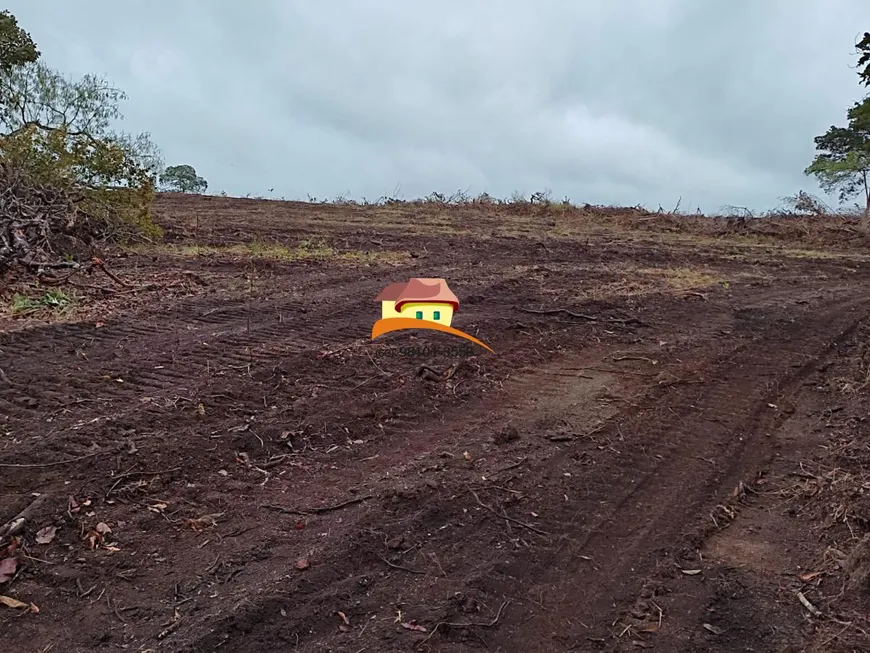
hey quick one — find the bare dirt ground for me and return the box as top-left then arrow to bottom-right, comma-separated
2,194 -> 870,652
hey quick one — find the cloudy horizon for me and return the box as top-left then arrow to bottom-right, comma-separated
6,1 -> 870,213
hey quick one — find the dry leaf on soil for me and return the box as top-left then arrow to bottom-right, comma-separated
86,531 -> 103,549
636,623 -> 659,633
185,513 -> 223,531
0,558 -> 17,583
0,540 -> 19,558
702,623 -> 724,635
0,595 -> 38,612
401,621 -> 427,632
35,526 -> 57,545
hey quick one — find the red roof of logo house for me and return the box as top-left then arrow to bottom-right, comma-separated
375,278 -> 459,311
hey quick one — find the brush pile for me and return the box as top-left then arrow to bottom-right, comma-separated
0,161 -> 83,271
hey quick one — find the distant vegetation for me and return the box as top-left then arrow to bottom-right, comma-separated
213,186 -> 843,222
804,34 -> 870,233
160,164 -> 208,193
858,32 -> 870,87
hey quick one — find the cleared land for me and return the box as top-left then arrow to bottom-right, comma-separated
2,195 -> 870,652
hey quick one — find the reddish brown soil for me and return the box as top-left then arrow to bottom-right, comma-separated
2,195 -> 870,652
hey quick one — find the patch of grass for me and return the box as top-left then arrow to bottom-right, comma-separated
10,289 -> 73,316
628,231 -> 870,261
337,249 -> 410,264
761,247 -> 870,261
502,261 -> 731,303
569,265 -> 726,302
575,278 -> 653,301
167,243 -> 312,260
293,238 -> 336,259
633,266 -> 723,291
143,239 -> 411,265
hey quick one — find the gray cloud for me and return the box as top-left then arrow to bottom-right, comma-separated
6,0 -> 870,211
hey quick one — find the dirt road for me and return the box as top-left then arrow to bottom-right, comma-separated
2,196 -> 869,652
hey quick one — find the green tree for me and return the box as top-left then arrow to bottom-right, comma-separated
0,56 -> 164,238
0,9 -> 38,72
805,97 -> 870,232
858,32 -> 870,87
160,164 -> 207,193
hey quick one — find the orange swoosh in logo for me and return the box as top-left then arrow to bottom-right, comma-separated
371,317 -> 494,353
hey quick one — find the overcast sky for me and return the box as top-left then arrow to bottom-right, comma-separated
7,1 -> 870,212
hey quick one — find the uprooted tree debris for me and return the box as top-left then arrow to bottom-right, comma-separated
0,160 -> 160,293
0,161 -> 77,271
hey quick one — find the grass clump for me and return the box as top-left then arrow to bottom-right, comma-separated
151,238 -> 410,265
634,266 -> 723,291
10,288 -> 73,316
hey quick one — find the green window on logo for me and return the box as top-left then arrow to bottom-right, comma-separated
433,311 -> 441,320
415,311 -> 423,319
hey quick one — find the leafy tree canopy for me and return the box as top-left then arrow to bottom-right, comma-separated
805,97 -> 870,230
0,15 -> 164,240
859,32 -> 870,87
161,164 -> 207,193
0,10 -> 38,72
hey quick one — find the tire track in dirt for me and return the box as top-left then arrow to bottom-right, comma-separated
0,290 -> 372,413
483,295 -> 870,652
0,260 -> 549,424
167,358 -> 653,653
167,298 -> 750,652
169,293 -> 867,653
0,272 -> 852,650
0,266 -> 566,463
2,262 -> 480,383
